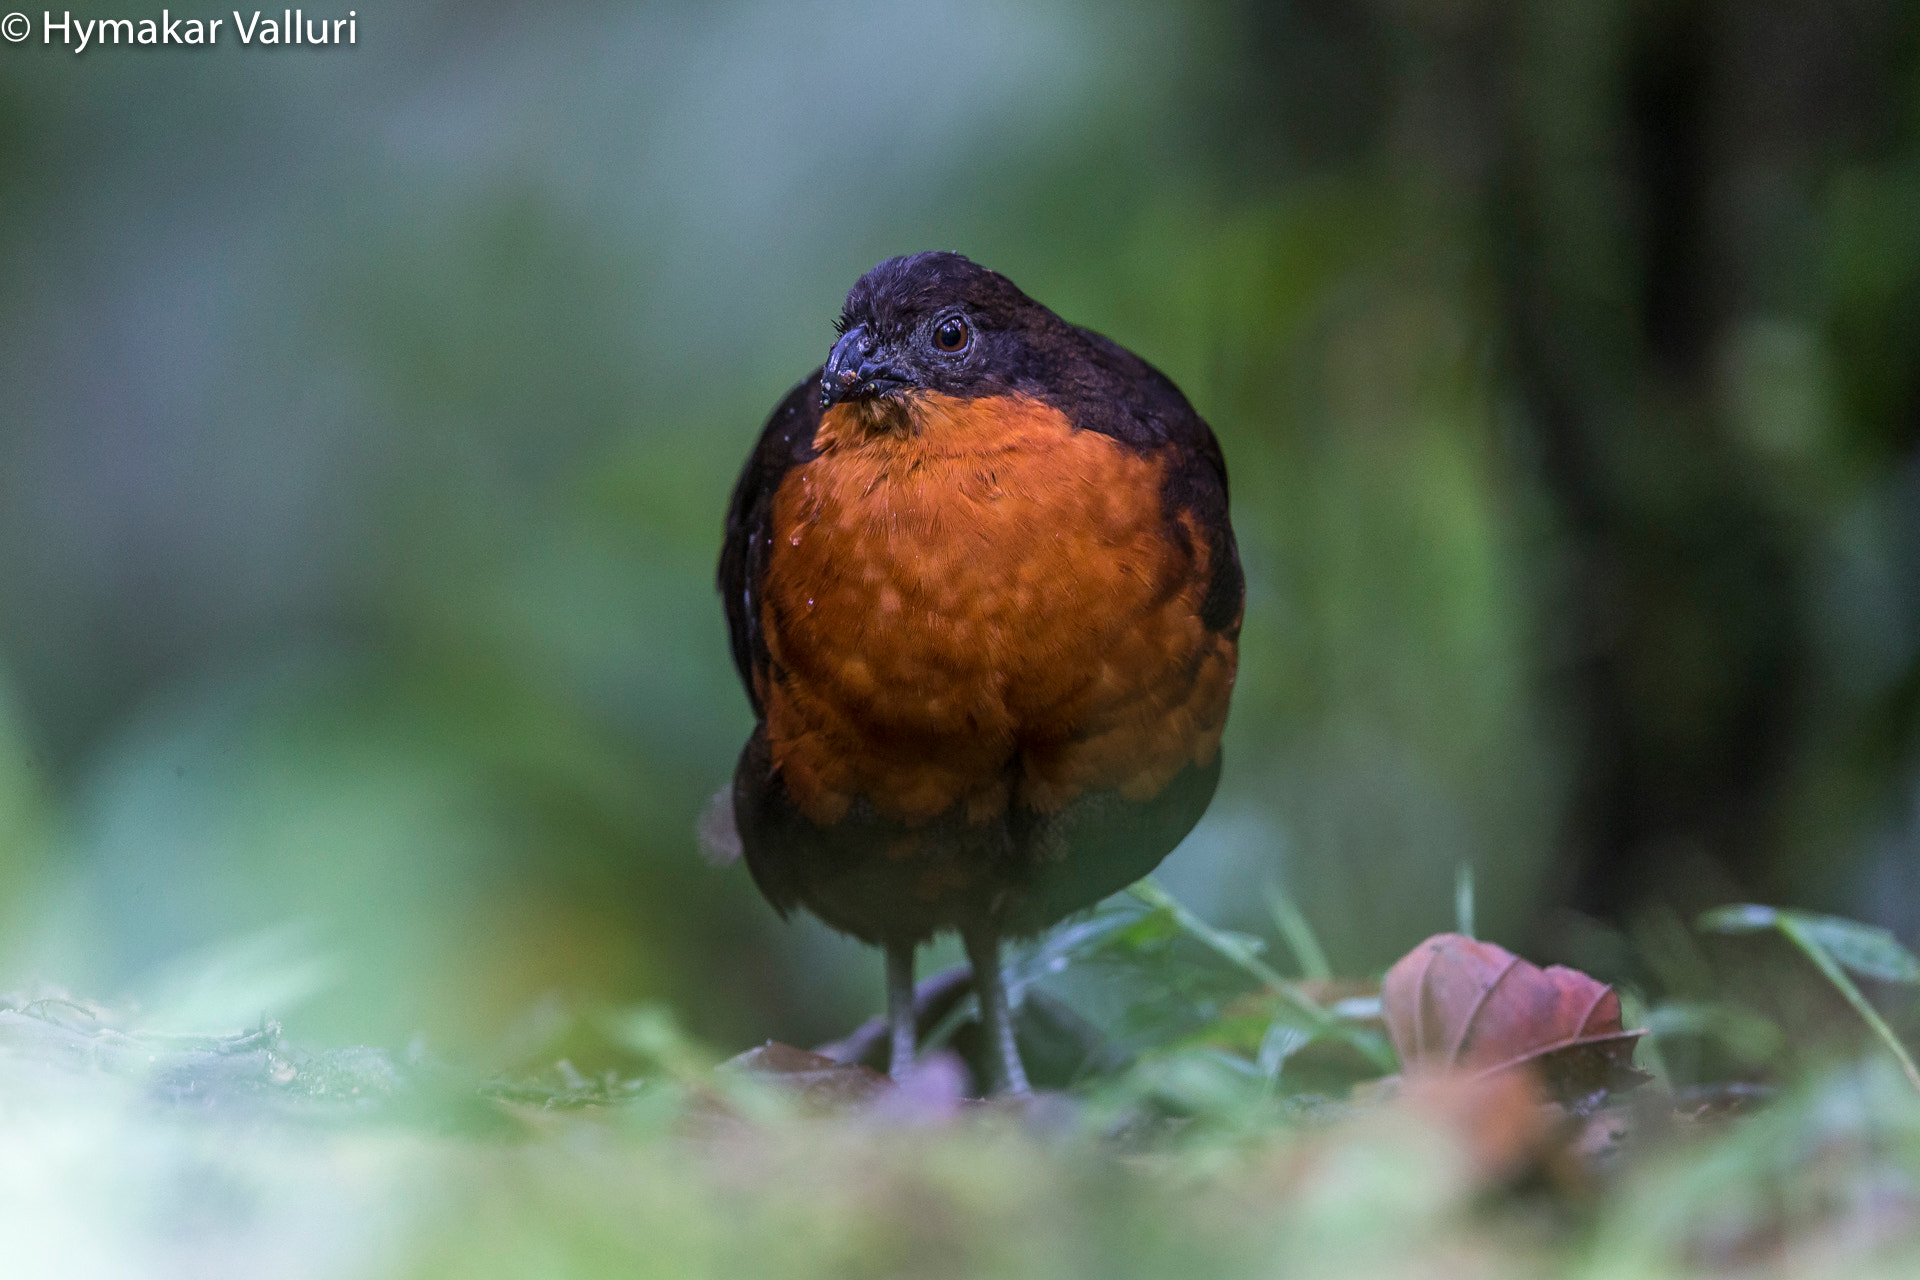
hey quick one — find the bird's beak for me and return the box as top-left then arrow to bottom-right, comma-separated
820,324 -> 910,410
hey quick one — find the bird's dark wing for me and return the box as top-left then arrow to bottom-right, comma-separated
719,371 -> 823,717
1165,412 -> 1243,635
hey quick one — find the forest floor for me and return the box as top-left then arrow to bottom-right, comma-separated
3,886 -> 1919,1279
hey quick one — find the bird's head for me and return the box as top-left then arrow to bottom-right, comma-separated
818,252 -> 1048,427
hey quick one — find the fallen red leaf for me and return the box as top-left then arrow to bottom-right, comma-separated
1381,933 -> 1649,1103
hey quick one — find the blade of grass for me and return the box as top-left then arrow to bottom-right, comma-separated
1775,914 -> 1920,1096
1455,863 -> 1476,940
1131,879 -> 1396,1070
1265,885 -> 1332,982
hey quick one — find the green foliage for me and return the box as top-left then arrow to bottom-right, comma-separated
1699,904 -> 1920,1093
1699,906 -> 1920,986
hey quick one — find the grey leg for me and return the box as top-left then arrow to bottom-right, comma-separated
962,925 -> 1031,1096
885,939 -> 917,1080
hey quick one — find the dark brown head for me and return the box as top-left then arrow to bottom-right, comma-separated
818,252 -> 1063,413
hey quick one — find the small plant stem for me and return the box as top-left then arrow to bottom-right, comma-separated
1778,915 -> 1920,1096
1455,863 -> 1475,940
1266,885 -> 1332,982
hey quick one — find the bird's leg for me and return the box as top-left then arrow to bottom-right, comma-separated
885,938 -> 917,1080
962,925 -> 1031,1096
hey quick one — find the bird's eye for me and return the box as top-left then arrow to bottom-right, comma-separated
932,315 -> 970,353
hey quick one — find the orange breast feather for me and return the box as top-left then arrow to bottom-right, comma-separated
761,392 -> 1236,827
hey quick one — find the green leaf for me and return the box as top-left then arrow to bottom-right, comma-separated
1696,903 -> 1920,1095
1129,879 -> 1397,1072
1010,902 -> 1150,989
1700,904 -> 1920,984
1111,906 -> 1182,950
1696,903 -> 1779,934
1779,911 -> 1920,985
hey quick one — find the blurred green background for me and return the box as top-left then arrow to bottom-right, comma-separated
1,0 -> 1917,1061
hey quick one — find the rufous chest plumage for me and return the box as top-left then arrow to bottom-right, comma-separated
758,392 -> 1235,828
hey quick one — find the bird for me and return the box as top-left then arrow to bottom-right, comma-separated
719,252 -> 1242,1095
